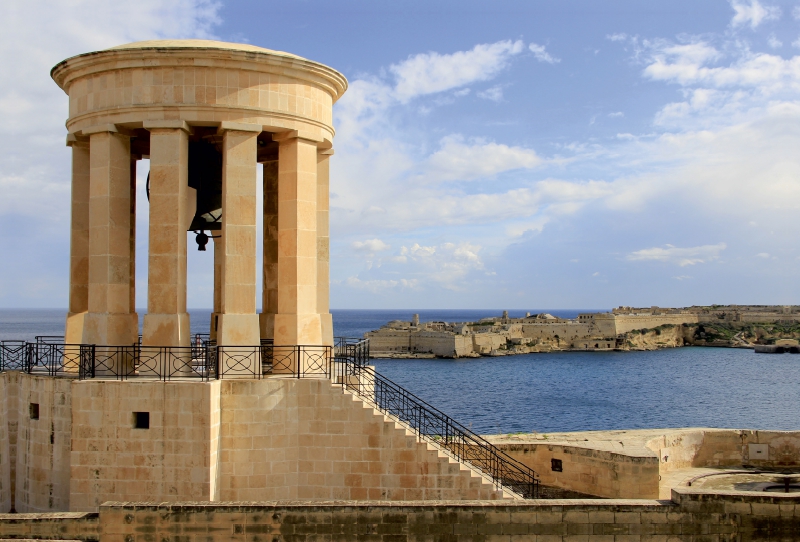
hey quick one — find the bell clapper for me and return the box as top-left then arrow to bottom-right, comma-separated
194,230 -> 220,251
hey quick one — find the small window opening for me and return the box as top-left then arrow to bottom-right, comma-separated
133,412 -> 150,429
29,403 -> 39,420
551,458 -> 563,472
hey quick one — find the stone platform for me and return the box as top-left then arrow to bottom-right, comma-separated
488,427 -> 800,499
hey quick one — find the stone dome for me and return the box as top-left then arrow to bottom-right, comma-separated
107,39 -> 304,60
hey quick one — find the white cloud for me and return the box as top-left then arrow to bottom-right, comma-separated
477,86 -> 504,102
627,243 -> 727,266
351,239 -> 391,253
425,135 -> 541,181
768,34 -> 782,48
528,43 -> 560,64
608,111 -> 625,118
0,1 -> 222,222
345,277 -> 419,293
730,0 -> 781,28
391,40 -> 524,103
399,242 -> 487,287
756,252 -> 771,258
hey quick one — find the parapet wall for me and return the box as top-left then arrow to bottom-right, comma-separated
491,428 -> 800,500
2,489 -> 799,541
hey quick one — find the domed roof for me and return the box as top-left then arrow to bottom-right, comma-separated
107,39 -> 304,60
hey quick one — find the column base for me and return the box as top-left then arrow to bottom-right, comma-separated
274,313 -> 322,345
217,313 -> 261,346
81,312 -> 139,346
259,313 -> 275,342
320,312 -> 333,347
142,313 -> 190,347
65,312 -> 87,344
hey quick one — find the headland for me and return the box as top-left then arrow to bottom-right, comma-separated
365,304 -> 800,358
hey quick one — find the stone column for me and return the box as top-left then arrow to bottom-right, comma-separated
64,135 -> 90,344
317,149 -> 334,347
210,236 -> 223,342
273,131 -> 323,349
141,121 -> 193,347
259,160 -> 279,341
81,125 -> 138,346
129,156 -> 137,322
216,122 -> 261,347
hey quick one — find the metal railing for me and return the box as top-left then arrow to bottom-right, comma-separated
0,341 -> 28,371
1,341 -> 332,381
332,337 -> 539,498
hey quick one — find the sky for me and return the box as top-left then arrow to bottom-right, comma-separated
1,0 -> 800,310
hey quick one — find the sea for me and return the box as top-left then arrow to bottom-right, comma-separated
2,308 -> 798,435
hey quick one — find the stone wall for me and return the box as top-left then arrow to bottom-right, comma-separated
494,442 -> 660,499
3,373 -> 505,513
14,375 -> 73,513
613,313 -> 698,334
365,330 -> 411,354
0,372 -> 12,513
217,378 -> 505,501
646,428 -> 800,474
520,323 -> 592,344
69,379 -> 221,512
3,489 -> 800,541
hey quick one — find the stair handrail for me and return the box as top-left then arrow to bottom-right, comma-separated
333,337 -> 539,498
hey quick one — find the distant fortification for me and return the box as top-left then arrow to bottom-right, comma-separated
365,305 -> 800,358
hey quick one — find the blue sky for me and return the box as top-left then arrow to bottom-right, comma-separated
1,0 -> 800,309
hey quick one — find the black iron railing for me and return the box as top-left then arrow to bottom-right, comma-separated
332,337 -> 539,499
0,341 -> 28,371
1,341 -> 333,381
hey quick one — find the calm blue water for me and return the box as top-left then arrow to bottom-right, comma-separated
2,308 -> 798,434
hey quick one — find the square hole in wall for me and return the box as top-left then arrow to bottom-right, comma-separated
29,403 -> 39,420
551,458 -> 563,472
133,412 -> 150,429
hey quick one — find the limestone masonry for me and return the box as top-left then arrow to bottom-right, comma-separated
366,305 -> 800,358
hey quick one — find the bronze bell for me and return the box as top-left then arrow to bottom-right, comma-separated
187,139 -> 223,232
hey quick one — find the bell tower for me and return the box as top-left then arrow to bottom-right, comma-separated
52,40 -> 347,350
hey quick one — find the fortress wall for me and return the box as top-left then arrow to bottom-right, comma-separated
738,313 -> 800,323
494,442 -> 660,499
453,335 -> 472,357
14,374 -> 73,513
613,314 -> 698,334
520,323 -> 592,342
411,333 -> 460,357
471,333 -> 506,354
364,331 -> 410,354
569,338 -> 615,350
218,379 -> 505,501
69,380 -> 220,512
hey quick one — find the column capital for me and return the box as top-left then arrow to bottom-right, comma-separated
143,120 -> 193,134
272,129 -> 325,144
66,133 -> 89,147
318,149 -> 334,156
80,123 -> 133,137
217,121 -> 262,134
